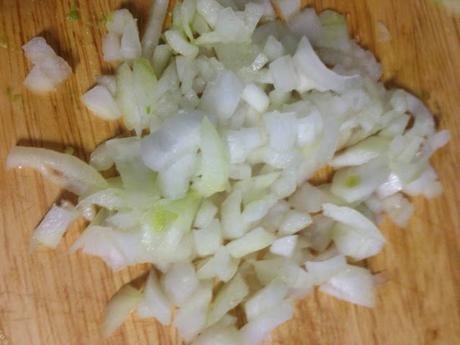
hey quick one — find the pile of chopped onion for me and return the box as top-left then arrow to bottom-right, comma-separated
9,0 -> 449,344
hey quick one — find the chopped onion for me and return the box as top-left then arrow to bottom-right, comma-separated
175,282 -> 213,341
270,235 -> 298,257
207,273 -> 249,326
142,0 -> 169,59
137,270 -> 172,325
22,37 -> 71,92
226,227 -> 275,258
241,301 -> 293,344
293,36 -> 358,92
193,219 -> 223,256
7,146 -> 108,195
103,283 -> 143,337
31,201 -> 78,248
11,2 -> 450,344
323,203 -> 385,260
81,85 -> 121,120
161,262 -> 199,305
319,265 -> 375,307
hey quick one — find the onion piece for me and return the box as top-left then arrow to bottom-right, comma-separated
193,117 -> 231,197
81,85 -> 121,120
323,203 -> 385,260
31,201 -> 78,249
142,0 -> 169,59
226,227 -> 275,258
241,301 -> 293,344
381,193 -> 414,227
103,283 -> 143,338
197,246 -> 239,282
161,262 -> 199,305
207,273 -> 249,326
293,36 -> 358,92
7,146 -> 108,195
270,235 -> 298,257
319,265 -> 375,307
22,37 -> 72,92
137,270 -> 172,325
175,282 -> 213,341
274,0 -> 301,19
244,279 -> 288,320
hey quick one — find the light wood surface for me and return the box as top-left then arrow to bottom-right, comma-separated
1,0 -> 459,344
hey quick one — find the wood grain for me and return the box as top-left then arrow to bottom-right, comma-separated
0,0 -> 459,344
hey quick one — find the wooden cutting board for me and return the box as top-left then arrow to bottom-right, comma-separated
0,0 -> 459,344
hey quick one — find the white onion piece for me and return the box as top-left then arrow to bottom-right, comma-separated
81,85 -> 121,120
207,273 -> 249,326
289,183 -> 332,213
22,37 -> 72,92
201,71 -> 244,120
175,282 -> 213,341
137,270 -> 172,325
102,32 -> 122,62
263,35 -> 285,61
244,279 -> 288,321
270,235 -> 298,257
106,9 -> 135,35
382,193 -> 414,227
24,65 -> 56,93
226,227 -> 275,258
152,44 -> 172,76
279,210 -> 312,235
96,75 -> 117,95
269,55 -> 299,92
271,169 -> 297,199
293,36 -> 358,92
403,166 -> 443,199
142,0 -> 169,58
226,127 -> 265,164
323,204 -> 385,260
103,284 -> 143,338
31,201 -> 78,248
194,200 -> 218,228
120,20 -> 142,60
141,111 -> 203,171
89,143 -> 113,171
264,111 -> 298,151
193,117 -> 230,197
197,246 -> 239,282
158,153 -> 197,199
116,58 -> 157,135
287,8 -> 321,44
22,36 -> 56,64
7,146 -> 108,195
242,194 -> 277,223
70,225 -> 152,270
305,255 -> 347,285
165,30 -> 199,57
221,190 -> 248,239
376,172 -> 403,199
241,83 -> 269,113
197,0 -> 224,28
331,136 -> 389,169
193,219 -> 223,256
261,201 -> 290,232
241,301 -> 293,344
162,262 -> 199,305
331,157 -> 390,203
319,266 -> 375,307
274,0 -> 301,19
